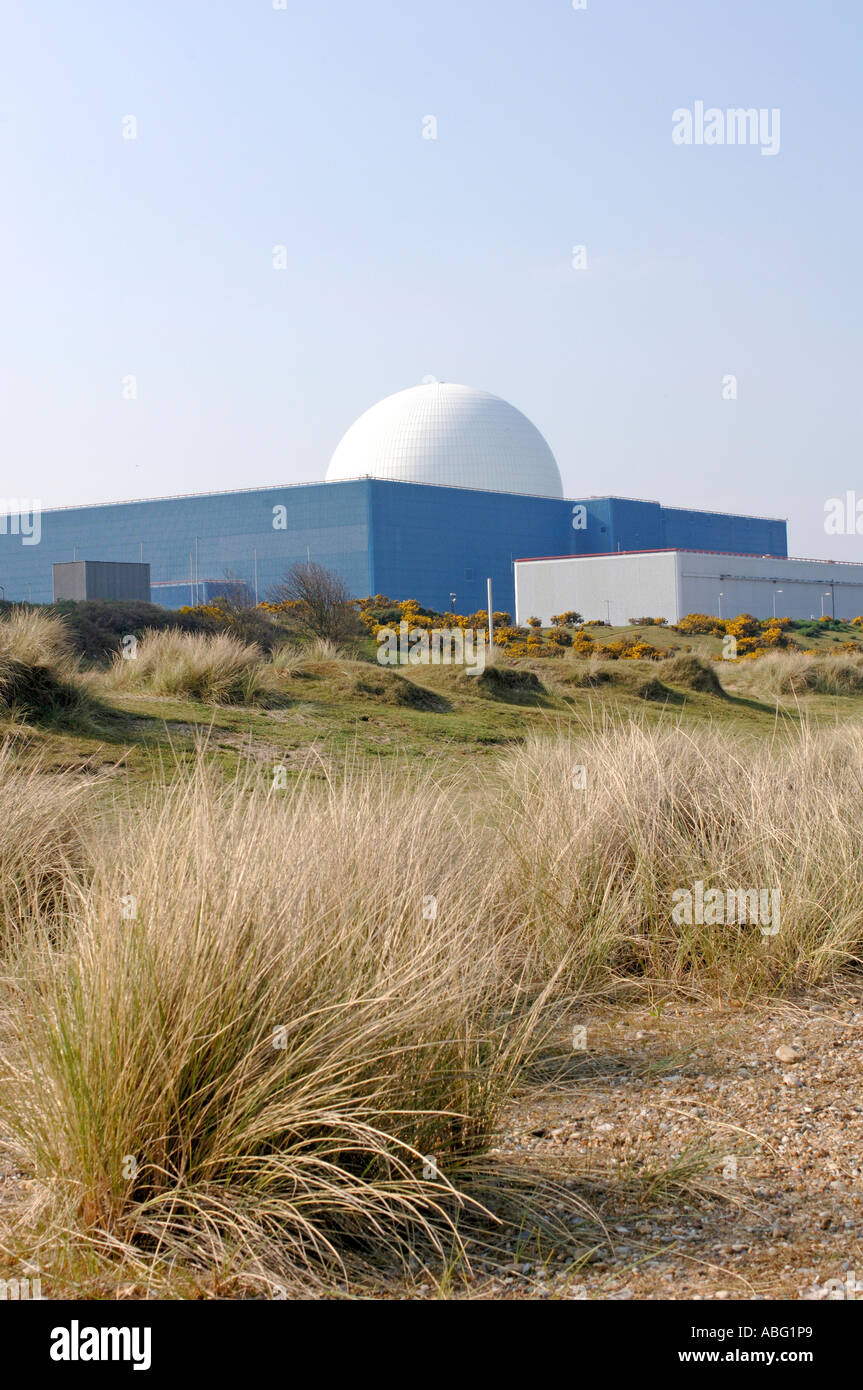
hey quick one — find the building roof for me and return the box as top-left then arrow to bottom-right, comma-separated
515,547 -> 863,566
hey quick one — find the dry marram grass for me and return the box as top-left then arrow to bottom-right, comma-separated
3,692 -> 863,1289
104,628 -> 270,704
0,754 -> 548,1290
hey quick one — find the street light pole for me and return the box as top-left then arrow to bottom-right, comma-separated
718,591 -> 723,619
773,588 -> 782,619
821,591 -> 831,617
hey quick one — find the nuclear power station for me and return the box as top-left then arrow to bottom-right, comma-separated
3,380 -> 856,621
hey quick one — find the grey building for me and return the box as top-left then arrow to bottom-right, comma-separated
52,560 -> 151,603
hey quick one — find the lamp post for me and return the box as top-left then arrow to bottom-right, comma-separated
773,588 -> 782,619
821,591 -> 831,617
718,591 -> 724,619
449,592 -> 456,613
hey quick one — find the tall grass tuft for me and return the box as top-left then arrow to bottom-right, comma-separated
104,628 -> 269,704
0,608 -> 88,720
496,715 -> 863,992
302,636 -> 346,663
0,608 -> 79,674
737,649 -> 863,696
0,741 -> 95,942
659,652 -> 725,695
1,756 -> 544,1288
268,636 -> 347,678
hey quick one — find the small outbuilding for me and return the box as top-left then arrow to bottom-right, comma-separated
52,560 -> 151,603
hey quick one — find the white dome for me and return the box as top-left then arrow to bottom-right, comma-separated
326,383 -> 563,498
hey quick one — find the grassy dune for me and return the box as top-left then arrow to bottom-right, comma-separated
4,717 -> 863,1290
4,614 -> 863,1293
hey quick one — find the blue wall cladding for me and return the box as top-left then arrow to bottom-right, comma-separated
0,482 -> 373,607
579,498 -> 664,554
366,480 -> 570,616
0,479 -> 787,617
567,498 -> 787,562
660,506 -> 787,558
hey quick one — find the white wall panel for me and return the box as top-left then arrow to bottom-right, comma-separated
515,551 -> 863,626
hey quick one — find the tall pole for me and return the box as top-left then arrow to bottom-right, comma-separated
194,536 -> 199,606
253,549 -> 259,605
487,577 -> 494,648
718,591 -> 723,619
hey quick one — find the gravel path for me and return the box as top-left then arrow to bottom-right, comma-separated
463,986 -> 863,1299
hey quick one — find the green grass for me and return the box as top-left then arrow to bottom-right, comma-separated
8,636 -> 863,800
3,619 -> 863,837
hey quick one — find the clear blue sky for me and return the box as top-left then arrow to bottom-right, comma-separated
2,1 -> 861,559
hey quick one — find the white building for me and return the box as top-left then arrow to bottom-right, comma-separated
514,549 -> 863,626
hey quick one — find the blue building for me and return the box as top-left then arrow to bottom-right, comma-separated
0,382 -> 787,617
0,478 -> 786,618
